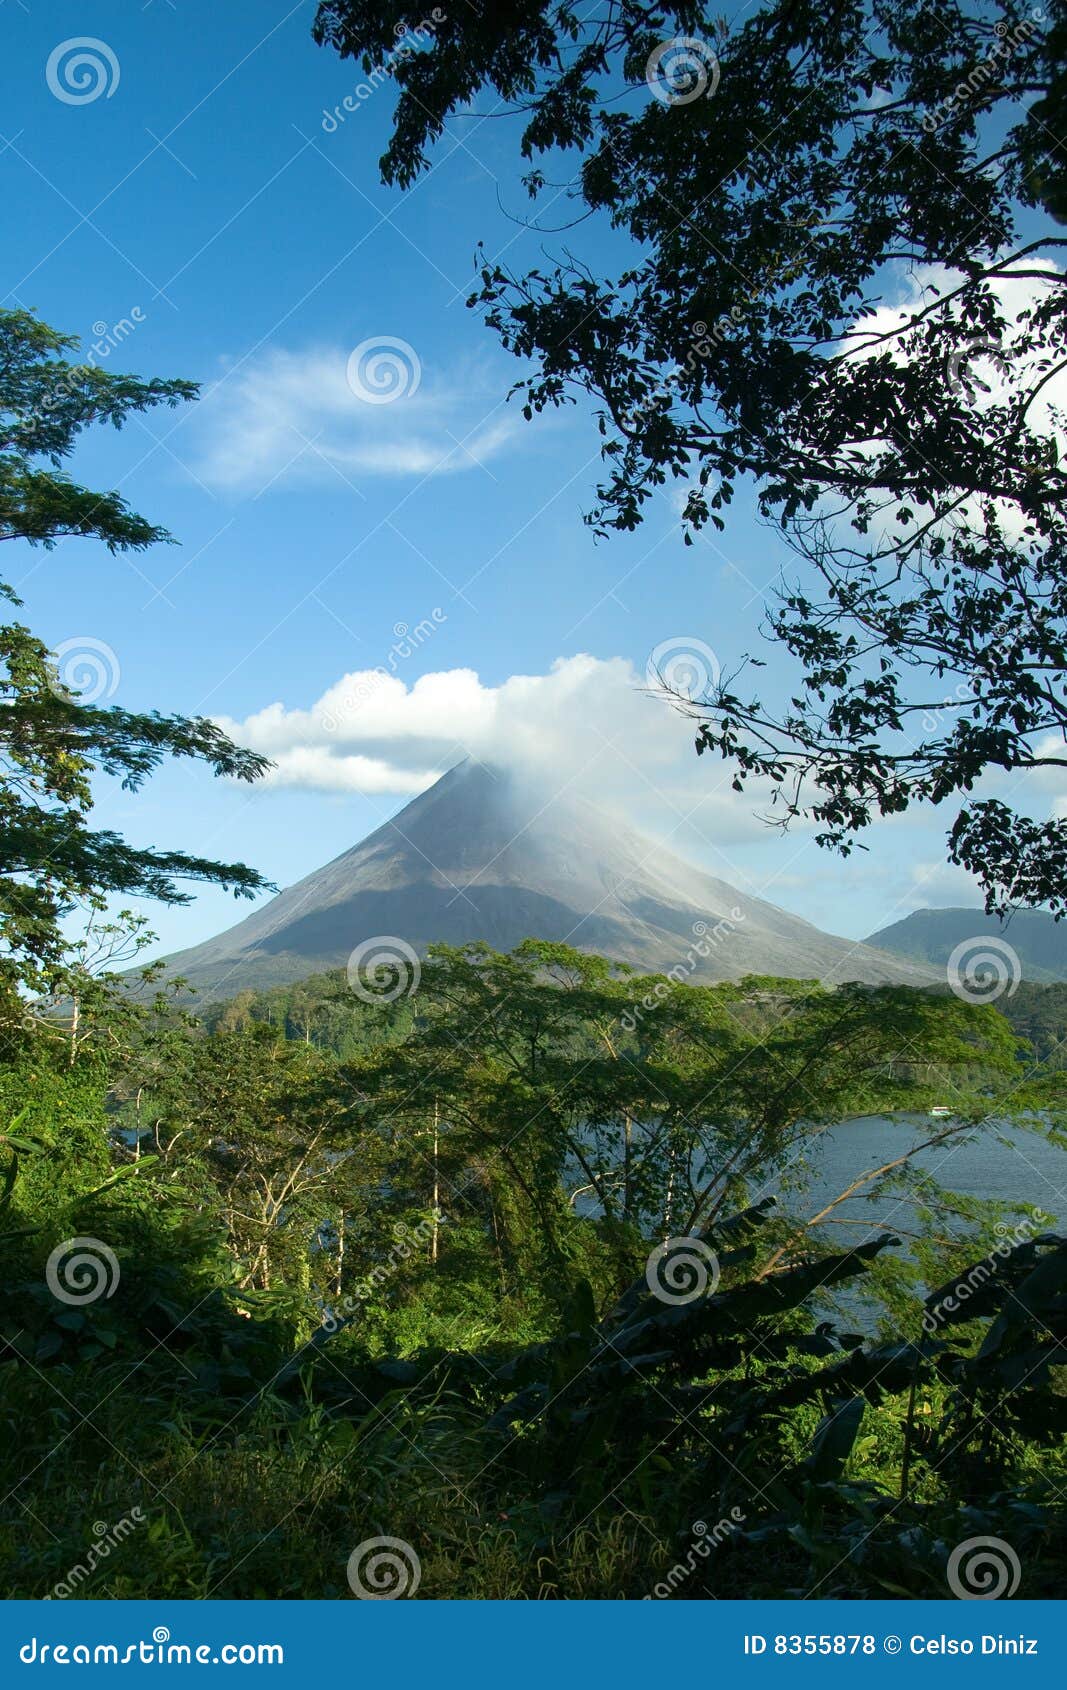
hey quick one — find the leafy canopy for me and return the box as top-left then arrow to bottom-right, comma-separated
0,308 -> 270,1003
3,941 -> 1065,1596
313,0 -> 1067,913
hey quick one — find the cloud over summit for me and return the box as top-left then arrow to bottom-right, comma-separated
213,652 -> 779,845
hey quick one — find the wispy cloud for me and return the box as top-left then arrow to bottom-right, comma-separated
192,341 -> 522,492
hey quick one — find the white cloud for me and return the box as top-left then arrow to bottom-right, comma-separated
898,856 -> 985,911
847,257 -> 1064,391
253,748 -> 443,795
192,342 -> 522,492
215,653 -> 785,845
844,258 -> 1066,543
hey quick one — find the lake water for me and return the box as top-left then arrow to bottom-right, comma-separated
794,1113 -> 1067,1238
767,1113 -> 1067,1326
575,1113 -> 1067,1325
572,1113 -> 1067,1234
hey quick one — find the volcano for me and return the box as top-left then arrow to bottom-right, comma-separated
155,760 -> 935,1000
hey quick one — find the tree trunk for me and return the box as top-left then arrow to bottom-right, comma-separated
431,1099 -> 440,1266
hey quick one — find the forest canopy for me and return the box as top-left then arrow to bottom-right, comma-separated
2,940 -> 1065,1598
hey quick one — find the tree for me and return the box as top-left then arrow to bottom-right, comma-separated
22,908 -> 179,1067
313,0 -> 1067,912
0,308 -> 271,1001
344,940 -> 1024,1306
128,1024 -> 378,1293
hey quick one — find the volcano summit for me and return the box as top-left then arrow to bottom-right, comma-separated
155,760 -> 934,999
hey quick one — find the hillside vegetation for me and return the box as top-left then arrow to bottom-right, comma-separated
2,942 -> 1065,1599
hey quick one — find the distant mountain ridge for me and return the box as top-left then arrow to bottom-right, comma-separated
154,760 -> 937,1001
865,907 -> 1067,982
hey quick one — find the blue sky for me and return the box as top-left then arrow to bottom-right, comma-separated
2,0 -> 1020,961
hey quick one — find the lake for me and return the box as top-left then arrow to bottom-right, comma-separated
573,1112 -> 1067,1323
793,1112 -> 1067,1238
766,1113 -> 1067,1326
